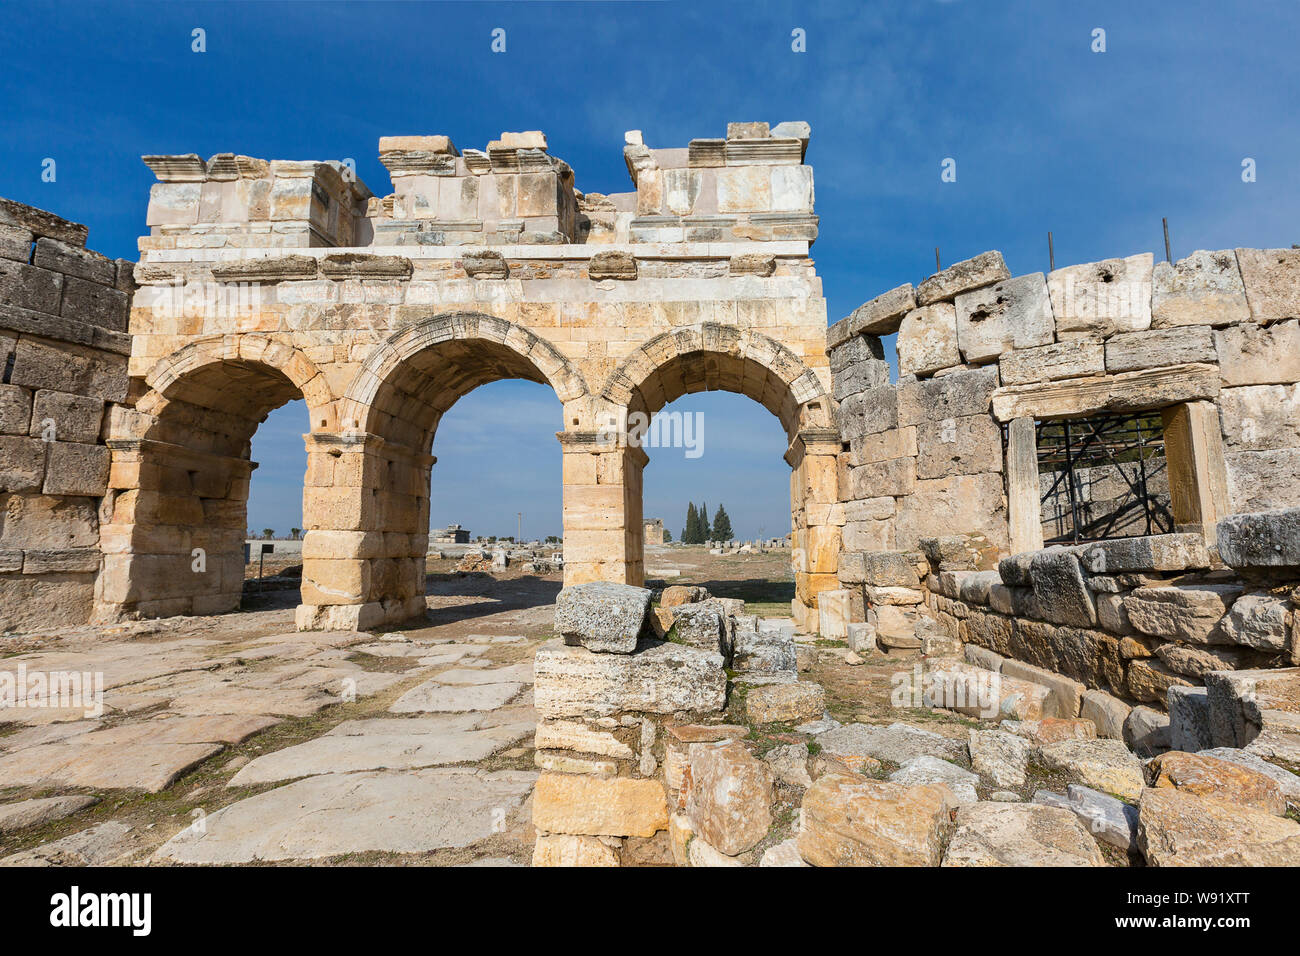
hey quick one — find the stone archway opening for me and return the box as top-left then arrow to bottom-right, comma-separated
597,324 -> 840,624
96,351 -> 322,622
300,313 -> 587,631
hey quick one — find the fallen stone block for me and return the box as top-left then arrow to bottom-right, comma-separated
1150,750 -> 1286,816
1122,583 -> 1242,644
1038,738 -> 1146,801
553,581 -> 653,654
888,754 -> 979,805
1167,685 -> 1213,752
942,801 -> 1105,867
1123,705 -> 1172,757
798,773 -> 950,866
685,741 -> 774,855
1081,689 -> 1131,740
1137,787 -> 1300,866
745,682 -> 825,725
969,729 -> 1031,788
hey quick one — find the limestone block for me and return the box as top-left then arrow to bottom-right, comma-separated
669,601 -> 729,657
0,384 -> 32,435
942,802 -> 1105,867
1150,751 -> 1286,816
828,283 -> 916,344
1216,507 -> 1300,573
1038,738 -> 1145,801
1025,547 -> 1095,627
915,413 -> 1002,479
746,682 -> 825,725
1081,689 -> 1131,740
1104,326 -> 1215,374
953,272 -> 1054,364
1218,384 -> 1300,451
9,338 -> 128,404
998,337 -> 1104,386
897,365 -> 998,427
32,237 -> 114,285
0,435 -> 46,492
145,182 -> 201,226
848,456 -> 914,498
0,224 -> 33,261
553,581 -> 652,654
1122,583 -> 1242,644
685,741 -> 774,855
893,473 -> 1008,552
1225,450 -> 1300,513
1124,705 -> 1171,757
1151,250 -> 1250,328
0,493 -> 98,549
716,167 -> 771,213
770,165 -> 813,212
1205,667 -> 1300,750
0,259 -> 62,313
1214,319 -> 1300,386
28,390 -> 103,444
1137,788 -> 1300,865
817,589 -> 852,638
1074,533 -> 1212,575
1217,592 -> 1290,651
916,251 -> 1009,307
1048,253 -> 1153,337
1236,247 -> 1300,321
897,303 -> 960,375
798,773 -> 950,866
1001,659 -> 1085,718
532,833 -> 620,867
1125,659 -> 1191,704
533,640 -> 726,719
533,773 -> 668,838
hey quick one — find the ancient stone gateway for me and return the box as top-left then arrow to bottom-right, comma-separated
102,124 -> 837,630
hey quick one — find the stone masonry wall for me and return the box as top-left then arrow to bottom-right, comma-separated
0,199 -> 133,631
826,245 -> 1300,745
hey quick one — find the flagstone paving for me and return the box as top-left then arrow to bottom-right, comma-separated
0,577 -> 556,866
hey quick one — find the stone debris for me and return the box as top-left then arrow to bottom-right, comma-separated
942,802 -> 1105,867
553,581 -> 653,654
684,741 -> 774,855
969,729 -> 1031,788
1038,738 -> 1146,801
1148,750 -> 1286,816
1033,784 -> 1139,854
1137,788 -> 1300,866
759,838 -> 809,867
888,755 -> 979,805
745,682 -> 825,725
816,722 -> 967,767
798,773 -> 950,866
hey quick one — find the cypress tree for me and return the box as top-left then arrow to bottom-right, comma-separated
699,502 -> 710,542
684,502 -> 698,544
711,503 -> 733,541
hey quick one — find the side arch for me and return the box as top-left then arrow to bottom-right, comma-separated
597,322 -> 833,441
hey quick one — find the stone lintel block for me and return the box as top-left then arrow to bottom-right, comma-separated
990,363 -> 1218,423
916,251 -> 1010,307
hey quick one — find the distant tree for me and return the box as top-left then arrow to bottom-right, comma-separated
699,503 -> 710,541
662,528 -> 672,543
711,504 -> 733,541
261,529 -> 274,540
546,535 -> 560,544
684,502 -> 698,544
290,528 -> 301,540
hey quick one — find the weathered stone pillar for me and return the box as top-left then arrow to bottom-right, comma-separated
1162,401 -> 1230,545
95,437 -> 253,621
296,431 -> 431,631
788,428 -> 841,630
1005,416 -> 1045,555
559,431 -> 646,587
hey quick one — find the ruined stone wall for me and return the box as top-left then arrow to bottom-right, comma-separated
0,200 -> 133,631
826,245 -> 1300,738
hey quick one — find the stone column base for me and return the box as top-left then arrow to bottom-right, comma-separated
295,595 -> 427,632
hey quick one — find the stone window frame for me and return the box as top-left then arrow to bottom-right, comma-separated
991,363 -> 1230,553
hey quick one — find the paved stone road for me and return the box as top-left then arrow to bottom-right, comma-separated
0,593 -> 549,866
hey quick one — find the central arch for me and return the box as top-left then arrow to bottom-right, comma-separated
297,313 -> 590,630
595,323 -> 840,621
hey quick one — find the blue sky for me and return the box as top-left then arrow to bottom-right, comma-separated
3,1 -> 1297,539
